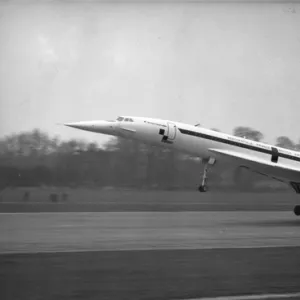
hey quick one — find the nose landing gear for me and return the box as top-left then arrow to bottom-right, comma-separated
198,157 -> 216,193
198,185 -> 208,192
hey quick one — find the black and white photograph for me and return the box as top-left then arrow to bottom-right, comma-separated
1,0 -> 300,299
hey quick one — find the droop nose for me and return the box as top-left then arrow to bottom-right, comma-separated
64,120 -> 115,135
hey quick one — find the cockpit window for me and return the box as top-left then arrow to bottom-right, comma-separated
116,116 -> 133,122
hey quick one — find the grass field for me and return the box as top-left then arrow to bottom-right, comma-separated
1,212 -> 299,254
0,187 -> 295,203
0,188 -> 299,212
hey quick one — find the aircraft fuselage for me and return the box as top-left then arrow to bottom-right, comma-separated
64,116 -> 300,189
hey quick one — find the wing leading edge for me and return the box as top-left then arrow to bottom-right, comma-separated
208,148 -> 300,193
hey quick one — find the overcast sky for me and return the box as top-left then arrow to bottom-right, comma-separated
0,0 -> 300,146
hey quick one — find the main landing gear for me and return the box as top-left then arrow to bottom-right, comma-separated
198,157 -> 216,193
289,183 -> 300,216
294,205 -> 300,216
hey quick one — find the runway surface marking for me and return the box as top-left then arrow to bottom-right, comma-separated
0,211 -> 297,215
1,212 -> 300,254
182,292 -> 300,299
1,244 -> 300,255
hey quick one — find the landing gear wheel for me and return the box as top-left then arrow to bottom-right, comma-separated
198,185 -> 208,192
294,205 -> 300,216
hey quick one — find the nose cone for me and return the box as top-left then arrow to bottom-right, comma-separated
64,121 -> 93,130
64,120 -> 115,135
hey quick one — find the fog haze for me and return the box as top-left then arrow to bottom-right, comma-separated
1,1 -> 300,145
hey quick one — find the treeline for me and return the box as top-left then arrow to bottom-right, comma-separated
0,126 -> 299,191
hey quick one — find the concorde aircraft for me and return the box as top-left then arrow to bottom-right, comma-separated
64,116 -> 300,216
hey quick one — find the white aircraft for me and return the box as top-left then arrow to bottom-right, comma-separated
64,116 -> 300,216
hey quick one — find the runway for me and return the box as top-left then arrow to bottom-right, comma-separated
1,245 -> 300,300
1,209 -> 300,299
1,211 -> 300,254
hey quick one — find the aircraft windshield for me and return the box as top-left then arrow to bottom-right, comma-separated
116,116 -> 134,122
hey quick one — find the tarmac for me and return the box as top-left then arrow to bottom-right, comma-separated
0,211 -> 300,253
1,195 -> 300,300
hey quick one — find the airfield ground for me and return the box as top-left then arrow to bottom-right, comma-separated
1,191 -> 300,300
0,190 -> 298,212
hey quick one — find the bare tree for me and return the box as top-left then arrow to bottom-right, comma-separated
210,128 -> 221,132
233,126 -> 264,142
276,136 -> 295,150
294,140 -> 300,151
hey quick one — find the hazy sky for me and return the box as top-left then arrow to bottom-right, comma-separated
0,0 -> 300,146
